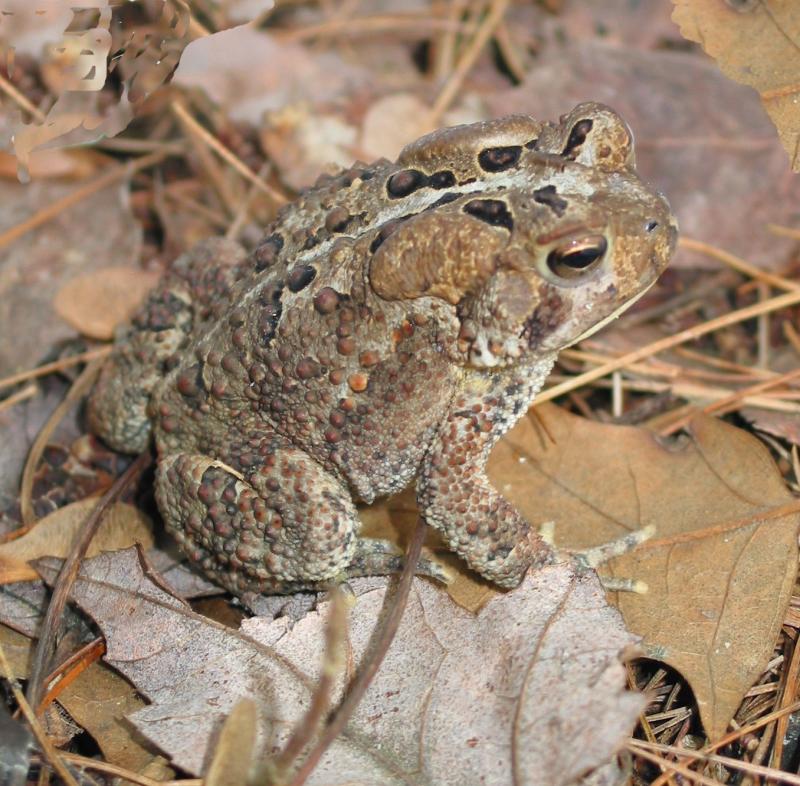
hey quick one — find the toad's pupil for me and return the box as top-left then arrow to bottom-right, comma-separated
547,236 -> 607,276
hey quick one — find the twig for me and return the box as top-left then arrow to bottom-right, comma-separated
25,451 -> 152,710
0,383 -> 37,414
0,70 -> 46,122
630,737 -> 800,785
19,356 -> 106,527
430,0 -> 511,122
287,518 -> 427,786
658,366 -> 800,436
0,347 -> 110,395
537,288 -> 800,404
0,640 -> 80,786
648,699 -> 800,786
268,589 -> 349,779
679,236 -> 800,293
171,100 -> 287,205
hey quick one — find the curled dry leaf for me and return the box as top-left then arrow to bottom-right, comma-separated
488,404 -> 799,740
671,0 -> 800,170
35,547 -> 643,786
0,500 -> 153,584
53,267 -> 160,341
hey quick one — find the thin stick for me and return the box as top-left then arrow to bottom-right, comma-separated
0,70 -> 46,122
679,236 -> 800,293
0,640 -> 80,786
287,518 -> 427,786
537,288 -> 800,404
768,223 -> 800,241
659,366 -> 800,436
630,738 -> 800,785
170,101 -> 287,205
269,590 -> 348,778
628,741 -> 741,786
649,699 -> 800,786
19,357 -> 106,527
430,0 -> 511,122
0,383 -> 37,414
275,13 -> 461,44
25,451 -> 152,709
0,150 -> 168,251
0,347 -> 110,395
57,751 -> 198,786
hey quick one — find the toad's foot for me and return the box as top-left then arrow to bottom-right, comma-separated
540,521 -> 655,594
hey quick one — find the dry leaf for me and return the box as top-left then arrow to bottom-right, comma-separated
671,0 -> 800,170
36,547 -> 643,785
0,500 -> 153,583
53,267 -> 160,340
489,404 -> 799,739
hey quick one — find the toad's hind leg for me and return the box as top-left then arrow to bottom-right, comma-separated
155,448 -> 441,595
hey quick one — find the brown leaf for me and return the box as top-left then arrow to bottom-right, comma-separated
36,548 -> 643,785
489,404 -> 799,739
0,500 -> 153,583
53,266 -> 160,340
671,0 -> 800,170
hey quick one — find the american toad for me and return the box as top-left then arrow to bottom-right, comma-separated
88,103 -> 677,595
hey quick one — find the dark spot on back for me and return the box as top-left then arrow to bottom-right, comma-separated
287,265 -> 317,293
478,145 -> 522,172
324,206 -> 351,233
387,169 -> 426,198
427,192 -> 460,210
254,233 -> 284,272
463,199 -> 513,231
259,284 -> 284,345
562,119 -> 593,159
429,170 -> 456,189
533,185 -> 568,217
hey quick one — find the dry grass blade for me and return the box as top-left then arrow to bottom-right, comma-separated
18,356 -> 107,528
25,451 -> 152,710
679,236 -> 800,292
0,640 -> 80,786
268,589 -> 349,779
171,100 -> 287,205
538,288 -> 800,404
286,518 -> 427,786
0,348 -> 111,395
0,383 -> 37,415
430,0 -> 511,121
58,750 -> 200,786
659,366 -> 800,436
630,738 -> 800,785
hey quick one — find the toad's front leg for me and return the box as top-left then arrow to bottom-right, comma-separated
417,360 -> 558,588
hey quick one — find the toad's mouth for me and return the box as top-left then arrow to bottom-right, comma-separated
566,278 -> 656,348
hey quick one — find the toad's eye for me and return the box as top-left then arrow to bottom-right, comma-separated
546,234 -> 607,279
